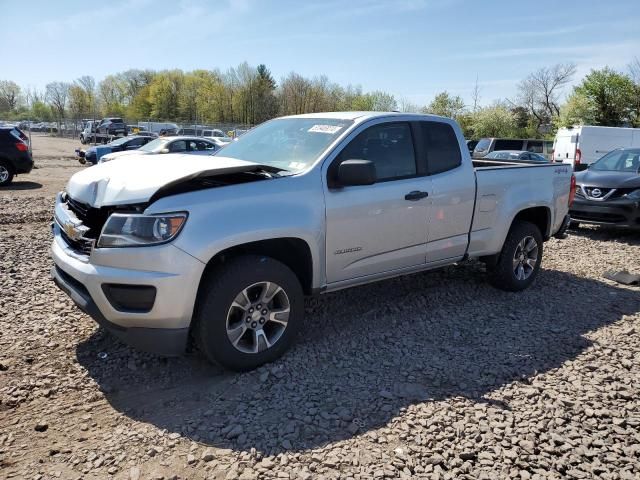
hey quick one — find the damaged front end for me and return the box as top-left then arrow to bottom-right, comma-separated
55,159 -> 287,256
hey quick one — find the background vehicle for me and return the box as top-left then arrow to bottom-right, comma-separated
77,135 -> 155,165
553,126 -> 640,167
570,148 -> 640,229
98,136 -> 224,163
51,112 -> 573,371
0,126 -> 33,186
96,118 -> 127,136
466,139 -> 478,155
485,150 -> 549,162
137,122 -> 179,136
474,138 -> 553,159
176,127 -> 227,138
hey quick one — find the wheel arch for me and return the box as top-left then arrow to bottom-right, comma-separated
511,206 -> 551,239
197,237 -> 315,297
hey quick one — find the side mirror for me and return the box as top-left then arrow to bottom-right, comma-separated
160,148 -> 170,154
337,159 -> 376,186
574,163 -> 589,172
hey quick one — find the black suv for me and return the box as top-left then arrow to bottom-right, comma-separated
0,127 -> 33,186
97,117 -> 127,136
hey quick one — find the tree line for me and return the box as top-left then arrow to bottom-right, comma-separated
1,58 -> 639,139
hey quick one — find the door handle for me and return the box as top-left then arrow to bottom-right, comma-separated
405,190 -> 429,201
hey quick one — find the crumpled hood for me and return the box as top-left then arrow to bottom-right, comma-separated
576,169 -> 640,189
66,154 -> 260,207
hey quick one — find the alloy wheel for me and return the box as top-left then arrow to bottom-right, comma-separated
225,281 -> 290,354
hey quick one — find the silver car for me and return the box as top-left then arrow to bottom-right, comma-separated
98,136 -> 228,163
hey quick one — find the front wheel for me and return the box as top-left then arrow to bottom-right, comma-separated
488,221 -> 543,292
194,255 -> 303,371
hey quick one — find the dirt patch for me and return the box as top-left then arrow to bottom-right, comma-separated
0,152 -> 639,479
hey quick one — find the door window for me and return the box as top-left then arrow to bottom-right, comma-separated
337,122 -> 416,181
169,140 -> 187,152
419,122 -> 462,174
196,140 -> 215,151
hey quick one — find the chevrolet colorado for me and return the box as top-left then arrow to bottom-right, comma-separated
51,112 -> 575,371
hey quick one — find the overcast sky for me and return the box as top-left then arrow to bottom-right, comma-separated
3,0 -> 639,107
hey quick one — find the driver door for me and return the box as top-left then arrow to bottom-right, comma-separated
324,121 -> 431,284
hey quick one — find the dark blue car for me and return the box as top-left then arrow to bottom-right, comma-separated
76,135 -> 155,165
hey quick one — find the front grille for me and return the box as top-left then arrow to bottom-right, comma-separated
57,195 -> 112,256
65,196 -> 110,237
59,228 -> 94,255
582,187 -> 614,200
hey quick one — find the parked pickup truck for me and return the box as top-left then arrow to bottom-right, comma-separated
51,112 -> 575,371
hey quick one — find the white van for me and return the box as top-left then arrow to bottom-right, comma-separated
553,126 -> 640,166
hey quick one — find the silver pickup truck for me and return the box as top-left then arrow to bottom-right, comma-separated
51,112 -> 575,371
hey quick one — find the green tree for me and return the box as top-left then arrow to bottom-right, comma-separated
30,101 -> 52,121
68,85 -> 91,118
0,80 -> 21,113
423,91 -> 465,119
148,70 -> 183,120
469,103 -> 516,138
572,68 -> 637,126
99,75 -> 126,116
556,91 -> 596,127
254,64 -> 278,123
45,81 -> 70,132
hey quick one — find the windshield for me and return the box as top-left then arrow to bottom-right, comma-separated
591,149 -> 640,172
475,138 -> 491,152
219,118 -> 353,172
139,138 -> 169,152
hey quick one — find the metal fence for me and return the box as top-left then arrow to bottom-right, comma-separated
1,117 -> 254,143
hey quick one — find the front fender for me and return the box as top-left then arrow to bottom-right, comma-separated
147,173 -> 326,289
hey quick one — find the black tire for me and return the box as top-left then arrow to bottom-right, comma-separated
569,220 -> 580,230
488,220 -> 543,292
0,160 -> 14,186
194,255 -> 304,371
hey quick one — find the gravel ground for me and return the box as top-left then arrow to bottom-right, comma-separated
1,139 -> 640,479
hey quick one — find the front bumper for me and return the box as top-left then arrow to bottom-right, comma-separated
570,197 -> 640,228
50,224 -> 206,355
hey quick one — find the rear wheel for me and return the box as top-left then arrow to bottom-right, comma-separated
488,220 -> 543,292
0,161 -> 14,186
194,255 -> 303,371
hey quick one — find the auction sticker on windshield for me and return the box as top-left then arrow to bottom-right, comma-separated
308,125 -> 343,134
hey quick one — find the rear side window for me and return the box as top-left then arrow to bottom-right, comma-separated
10,128 -> 28,142
127,137 -> 147,147
338,122 -> 416,181
495,139 -> 525,150
419,122 -> 462,175
526,140 -> 543,153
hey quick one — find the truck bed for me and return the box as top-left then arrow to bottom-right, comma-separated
467,159 -> 572,257
472,158 -> 556,169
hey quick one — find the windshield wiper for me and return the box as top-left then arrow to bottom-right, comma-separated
250,165 -> 292,178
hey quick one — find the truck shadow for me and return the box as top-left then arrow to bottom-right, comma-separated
76,264 -> 640,456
